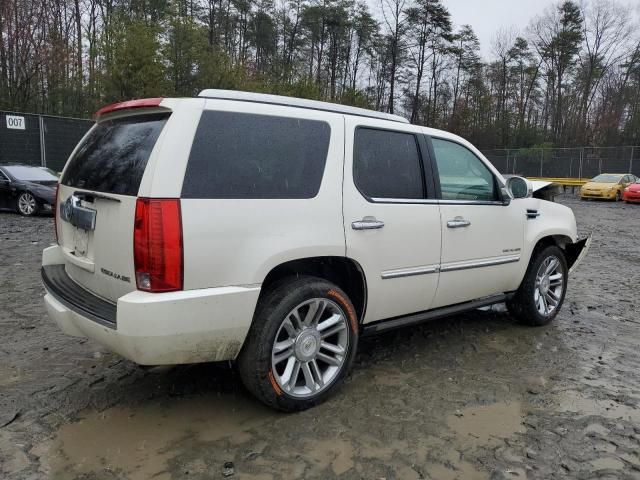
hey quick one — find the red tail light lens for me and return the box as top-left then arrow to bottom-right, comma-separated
54,183 -> 60,244
133,198 -> 183,292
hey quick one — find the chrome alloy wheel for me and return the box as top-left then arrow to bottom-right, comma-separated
18,193 -> 36,215
534,255 -> 565,316
271,298 -> 349,398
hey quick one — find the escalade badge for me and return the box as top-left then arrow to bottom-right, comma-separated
100,267 -> 131,283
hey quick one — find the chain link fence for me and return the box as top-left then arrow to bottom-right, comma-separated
483,146 -> 640,178
0,110 -> 93,172
2,110 -> 639,180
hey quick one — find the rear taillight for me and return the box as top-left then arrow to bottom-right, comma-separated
133,198 -> 183,293
54,183 -> 60,244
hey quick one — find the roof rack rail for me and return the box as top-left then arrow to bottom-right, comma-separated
197,89 -> 409,124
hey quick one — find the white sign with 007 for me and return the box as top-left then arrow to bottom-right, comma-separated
6,115 -> 26,130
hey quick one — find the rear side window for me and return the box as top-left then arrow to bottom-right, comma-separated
182,111 -> 331,199
353,128 -> 424,199
62,113 -> 169,196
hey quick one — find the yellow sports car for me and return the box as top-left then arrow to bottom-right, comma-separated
580,173 -> 637,201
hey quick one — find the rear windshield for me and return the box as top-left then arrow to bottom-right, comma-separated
62,113 -> 169,195
182,111 -> 330,199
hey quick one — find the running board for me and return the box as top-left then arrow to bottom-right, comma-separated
362,293 -> 514,336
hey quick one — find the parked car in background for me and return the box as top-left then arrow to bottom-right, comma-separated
39,167 -> 61,177
0,164 -> 58,216
580,173 -> 637,201
42,91 -> 590,411
623,180 -> 640,203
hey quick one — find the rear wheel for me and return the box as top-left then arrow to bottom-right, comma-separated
615,191 -> 621,202
238,276 -> 358,412
507,245 -> 568,326
16,192 -> 38,216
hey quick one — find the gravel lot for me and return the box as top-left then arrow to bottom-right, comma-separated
1,195 -> 640,480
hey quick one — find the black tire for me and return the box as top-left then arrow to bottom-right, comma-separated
615,191 -> 621,202
15,192 -> 39,216
238,276 -> 359,412
507,245 -> 568,326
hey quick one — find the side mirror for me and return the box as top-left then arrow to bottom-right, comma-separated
506,176 -> 533,200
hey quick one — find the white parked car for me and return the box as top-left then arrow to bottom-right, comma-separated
42,91 -> 590,411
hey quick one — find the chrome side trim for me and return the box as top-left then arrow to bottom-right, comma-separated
381,265 -> 439,279
371,197 -> 438,204
370,197 -> 505,206
438,199 -> 505,206
440,254 -> 520,273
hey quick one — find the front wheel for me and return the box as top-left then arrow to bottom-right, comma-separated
615,191 -> 622,202
238,276 -> 358,412
507,245 -> 568,326
16,192 -> 39,216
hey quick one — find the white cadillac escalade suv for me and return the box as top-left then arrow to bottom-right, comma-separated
42,90 -> 590,411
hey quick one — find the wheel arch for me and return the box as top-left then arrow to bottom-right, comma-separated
527,234 -> 579,273
516,218 -> 578,291
259,256 -> 368,323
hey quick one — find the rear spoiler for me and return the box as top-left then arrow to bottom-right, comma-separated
94,98 -> 164,120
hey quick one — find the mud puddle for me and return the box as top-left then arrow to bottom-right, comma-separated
34,393 -> 275,479
557,389 -> 640,422
446,401 -> 525,447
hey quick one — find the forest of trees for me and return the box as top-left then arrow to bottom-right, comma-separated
1,0 -> 639,149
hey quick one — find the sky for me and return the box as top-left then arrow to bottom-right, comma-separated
442,0 -> 558,59
367,0 -> 560,60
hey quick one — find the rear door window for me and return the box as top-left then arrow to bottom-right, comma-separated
353,128 -> 425,199
182,111 -> 331,199
62,113 -> 169,196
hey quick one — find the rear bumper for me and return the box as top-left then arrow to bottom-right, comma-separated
42,254 -> 261,365
42,265 -> 117,328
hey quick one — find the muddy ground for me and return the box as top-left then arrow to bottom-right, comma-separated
1,195 -> 639,480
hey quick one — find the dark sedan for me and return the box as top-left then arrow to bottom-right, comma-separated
0,164 -> 58,216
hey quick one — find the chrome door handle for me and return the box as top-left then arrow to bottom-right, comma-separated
447,217 -> 471,228
352,218 -> 385,230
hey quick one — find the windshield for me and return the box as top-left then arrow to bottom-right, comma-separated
591,174 -> 622,183
4,165 -> 59,182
